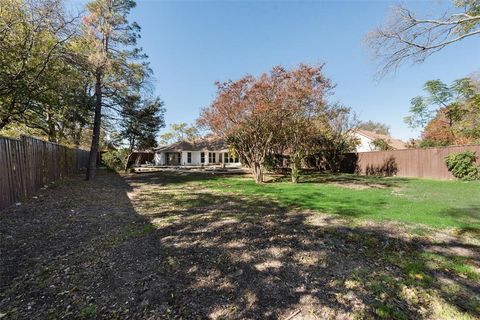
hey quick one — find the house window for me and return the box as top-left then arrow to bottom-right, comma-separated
200,152 -> 205,163
187,152 -> 191,164
219,153 -> 222,163
208,152 -> 216,163
224,152 -> 229,163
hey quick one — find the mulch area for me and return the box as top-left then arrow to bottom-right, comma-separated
0,171 -> 478,319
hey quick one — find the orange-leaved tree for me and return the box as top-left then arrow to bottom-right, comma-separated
274,64 -> 333,182
199,75 -> 277,183
199,64 -> 333,183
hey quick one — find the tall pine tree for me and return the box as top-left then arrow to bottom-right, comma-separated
82,0 -> 149,180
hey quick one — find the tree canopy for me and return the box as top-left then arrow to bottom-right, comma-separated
357,121 -> 390,136
199,64 -> 355,183
406,77 -> 480,146
120,96 -> 165,152
158,123 -> 201,145
0,0 -> 86,142
0,0 -> 165,179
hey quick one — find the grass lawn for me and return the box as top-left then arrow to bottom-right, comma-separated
198,172 -> 480,231
128,170 -> 480,318
1,170 -> 479,319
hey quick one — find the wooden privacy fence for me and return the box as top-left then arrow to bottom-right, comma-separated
341,144 -> 480,180
0,135 -> 90,210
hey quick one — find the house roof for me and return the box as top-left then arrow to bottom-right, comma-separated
155,137 -> 228,152
355,129 -> 406,150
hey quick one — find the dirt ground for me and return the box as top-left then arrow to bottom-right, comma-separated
0,171 -> 479,319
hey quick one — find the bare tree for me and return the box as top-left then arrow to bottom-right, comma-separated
366,1 -> 480,75
315,105 -> 359,172
357,120 -> 390,136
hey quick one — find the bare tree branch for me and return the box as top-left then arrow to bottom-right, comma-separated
366,2 -> 480,76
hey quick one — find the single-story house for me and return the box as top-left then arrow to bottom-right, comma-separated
353,129 -> 406,152
154,130 -> 405,166
154,137 -> 241,166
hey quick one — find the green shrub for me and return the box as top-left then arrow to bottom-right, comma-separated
263,154 -> 286,173
444,151 -> 480,180
419,139 -> 451,148
102,149 -> 130,172
371,138 -> 393,151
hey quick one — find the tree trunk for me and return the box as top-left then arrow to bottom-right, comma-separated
124,152 -> 133,173
73,126 -> 82,148
86,71 -> 102,180
0,99 -> 16,130
0,116 -> 11,130
129,136 -> 135,154
290,153 -> 301,183
291,162 -> 299,183
46,110 -> 57,143
252,162 -> 263,183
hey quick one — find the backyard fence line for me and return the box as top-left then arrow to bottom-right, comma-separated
341,144 -> 480,180
0,135 -> 90,211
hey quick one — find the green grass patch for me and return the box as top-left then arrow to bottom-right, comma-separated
403,261 -> 434,285
373,302 -> 408,320
197,172 -> 480,230
421,252 -> 480,281
79,304 -> 97,319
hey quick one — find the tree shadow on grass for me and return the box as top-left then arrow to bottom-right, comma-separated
159,171 -> 479,231
261,171 -> 412,192
288,171 -> 411,189
438,206 -> 480,237
126,170 -> 245,187
0,171 -> 478,319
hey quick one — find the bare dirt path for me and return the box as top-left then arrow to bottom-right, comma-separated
0,171 -> 478,319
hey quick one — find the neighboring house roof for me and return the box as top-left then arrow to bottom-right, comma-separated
155,137 -> 228,152
355,129 -> 406,150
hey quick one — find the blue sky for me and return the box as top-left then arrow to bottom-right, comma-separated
72,0 -> 479,140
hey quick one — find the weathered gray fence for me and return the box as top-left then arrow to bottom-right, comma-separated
341,144 -> 480,180
0,135 -> 89,210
